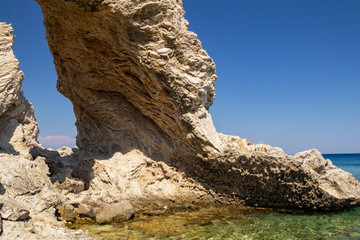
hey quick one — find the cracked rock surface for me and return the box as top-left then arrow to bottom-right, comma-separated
0,23 -> 39,156
0,0 -> 360,239
33,0 -> 360,210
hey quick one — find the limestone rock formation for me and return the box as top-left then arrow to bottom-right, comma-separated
1,0 -> 360,238
0,152 -> 92,239
0,196 -> 30,221
33,0 -> 360,211
0,23 -> 39,155
36,0 -> 221,159
0,23 -> 91,239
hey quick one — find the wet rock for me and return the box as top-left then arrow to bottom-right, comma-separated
76,204 -> 94,220
57,203 -> 77,222
57,200 -> 135,224
57,202 -> 95,223
95,201 -> 135,224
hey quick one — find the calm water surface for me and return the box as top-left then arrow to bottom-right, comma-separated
71,153 -> 360,239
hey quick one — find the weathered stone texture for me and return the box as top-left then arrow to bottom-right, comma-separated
1,0 -> 360,238
0,196 -> 30,221
32,0 -> 360,212
0,23 -> 39,155
0,23 -> 90,239
0,153 -> 92,239
36,0 -> 222,159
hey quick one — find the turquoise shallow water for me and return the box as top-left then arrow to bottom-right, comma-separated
71,153 -> 360,240
71,206 -> 360,239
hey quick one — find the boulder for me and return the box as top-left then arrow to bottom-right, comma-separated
57,202 -> 95,223
0,196 -> 29,221
57,200 -> 134,224
95,201 -> 135,224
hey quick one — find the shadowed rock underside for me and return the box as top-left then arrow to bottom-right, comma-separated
0,0 -> 360,238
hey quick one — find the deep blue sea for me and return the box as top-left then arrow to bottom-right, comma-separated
72,153 -> 360,239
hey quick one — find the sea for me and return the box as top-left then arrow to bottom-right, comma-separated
71,153 -> 360,239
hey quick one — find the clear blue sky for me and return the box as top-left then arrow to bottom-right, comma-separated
1,0 -> 359,153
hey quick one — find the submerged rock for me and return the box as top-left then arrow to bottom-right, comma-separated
0,0 -> 360,238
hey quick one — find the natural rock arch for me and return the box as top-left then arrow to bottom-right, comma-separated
33,0 -> 360,210
1,3 -> 360,236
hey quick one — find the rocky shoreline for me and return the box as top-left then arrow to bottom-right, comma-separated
1,0 -> 360,239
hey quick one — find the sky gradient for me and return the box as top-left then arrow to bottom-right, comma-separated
1,0 -> 359,153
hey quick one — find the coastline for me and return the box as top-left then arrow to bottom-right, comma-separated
1,0 -> 360,239
70,153 -> 360,239
69,201 -> 360,239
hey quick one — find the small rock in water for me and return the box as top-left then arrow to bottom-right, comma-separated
95,201 -> 135,224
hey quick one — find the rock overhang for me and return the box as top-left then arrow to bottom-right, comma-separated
35,0 -> 222,159
0,1 -> 359,229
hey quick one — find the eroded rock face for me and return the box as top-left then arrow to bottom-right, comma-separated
0,23 -> 91,239
1,1 -> 360,237
0,23 -> 39,155
0,153 -> 92,239
0,196 -> 30,221
32,0 -> 360,212
36,0 -> 222,159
